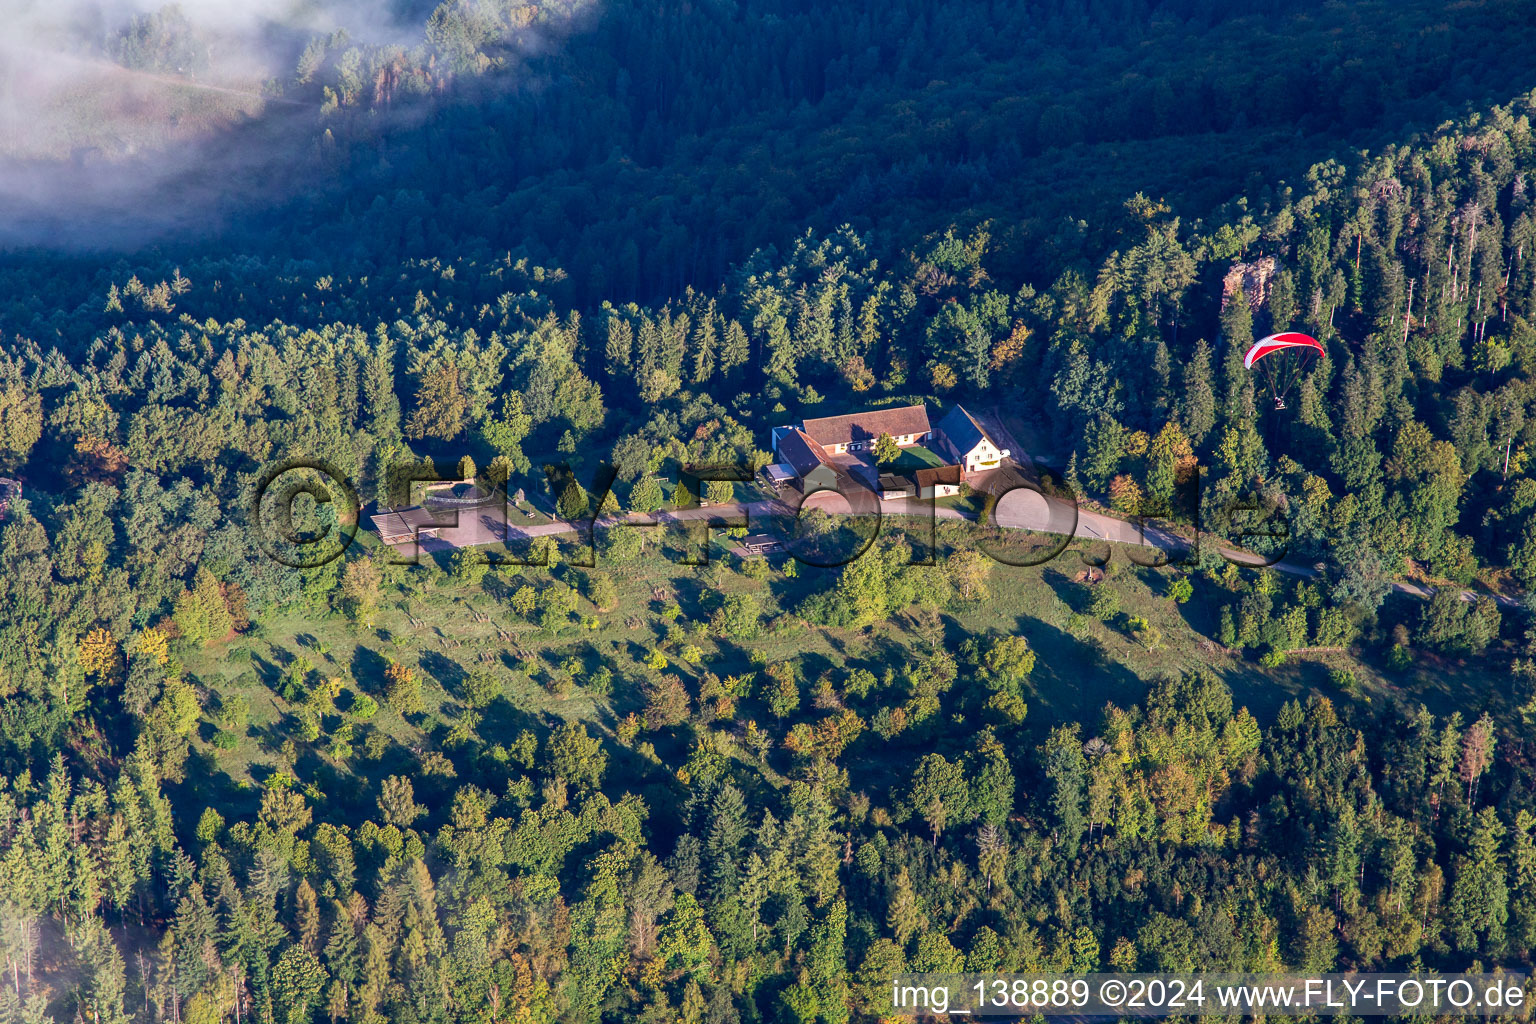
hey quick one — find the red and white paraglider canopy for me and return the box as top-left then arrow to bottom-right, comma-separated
1243,332 -> 1324,410
1243,332 -> 1324,370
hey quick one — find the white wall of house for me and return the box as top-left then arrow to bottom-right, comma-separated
833,430 -> 929,454
960,439 -> 1009,472
919,482 -> 960,498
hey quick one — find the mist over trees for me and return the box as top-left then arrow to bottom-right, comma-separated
9,0 -> 1536,266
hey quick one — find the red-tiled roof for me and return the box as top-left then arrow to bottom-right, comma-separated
800,404 -> 930,446
914,465 -> 962,488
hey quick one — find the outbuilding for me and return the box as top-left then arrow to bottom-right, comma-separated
371,507 -> 443,545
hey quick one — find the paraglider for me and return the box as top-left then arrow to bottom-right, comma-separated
1243,332 -> 1324,410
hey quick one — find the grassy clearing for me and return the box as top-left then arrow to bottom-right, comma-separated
177,521 -> 1494,823
886,445 -> 948,473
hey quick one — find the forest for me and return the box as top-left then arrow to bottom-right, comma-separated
6,0 -> 1536,1023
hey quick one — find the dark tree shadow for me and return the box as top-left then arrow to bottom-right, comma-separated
419,650 -> 467,693
351,645 -> 392,695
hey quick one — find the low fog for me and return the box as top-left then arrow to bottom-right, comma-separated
0,0 -> 581,249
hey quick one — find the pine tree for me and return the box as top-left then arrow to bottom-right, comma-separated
719,320 -> 750,377
294,879 -> 321,952
705,785 -> 749,903
1041,725 -> 1088,855
886,867 -> 923,946
1448,807 -> 1509,954
405,363 -> 468,441
690,304 -> 718,383
739,853 -> 769,946
605,316 -> 634,378
629,476 -> 664,514
74,917 -> 131,1024
1510,811 -> 1536,950
1180,339 -> 1217,443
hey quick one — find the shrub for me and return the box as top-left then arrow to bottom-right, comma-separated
464,670 -> 501,708
1130,618 -> 1164,651
983,691 -> 1028,725
1329,667 -> 1359,693
1088,585 -> 1121,622
384,662 -> 424,714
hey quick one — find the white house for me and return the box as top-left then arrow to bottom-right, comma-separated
933,405 -> 1010,474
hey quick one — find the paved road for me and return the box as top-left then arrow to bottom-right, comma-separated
394,480 -> 1514,609
403,487 -> 1194,564
973,408 -> 1516,607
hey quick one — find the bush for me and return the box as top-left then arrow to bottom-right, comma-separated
983,690 -> 1028,725
1088,585 -> 1120,622
463,670 -> 501,709
350,693 -> 379,718
384,662 -> 424,714
1130,619 -> 1164,651
712,593 -> 762,638
1169,578 -> 1193,604
212,730 -> 239,751
1329,667 -> 1359,693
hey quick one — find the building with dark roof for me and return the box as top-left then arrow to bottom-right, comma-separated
767,403 -> 953,495
774,428 -> 839,492
933,405 -> 1010,473
739,534 -> 784,555
371,507 -> 445,545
